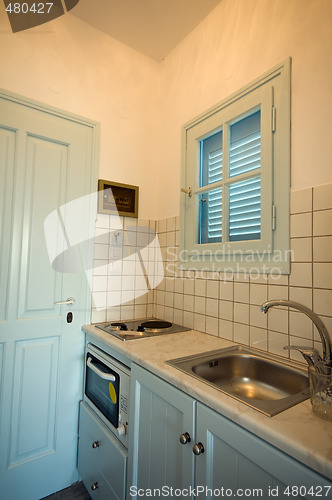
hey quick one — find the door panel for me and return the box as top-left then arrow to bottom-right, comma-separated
9,337 -> 59,466
0,126 -> 15,322
0,91 -> 98,500
18,135 -> 67,318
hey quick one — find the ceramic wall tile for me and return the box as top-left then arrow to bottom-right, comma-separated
289,310 -> 313,341
218,319 -> 233,340
219,281 -> 234,301
290,238 -> 312,262
313,236 -> 332,262
234,322 -> 250,345
249,284 -> 268,305
313,289 -> 332,317
206,298 -> 219,318
195,279 -> 207,297
206,280 -> 219,298
290,188 -> 312,214
289,263 -> 313,288
288,287 -> 312,309
313,183 -> 332,211
250,326 -> 268,351
219,299 -> 233,321
205,316 -> 219,337
313,263 -> 332,289
290,212 -> 312,238
234,282 -> 250,303
313,210 -> 332,236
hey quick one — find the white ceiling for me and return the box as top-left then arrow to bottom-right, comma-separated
71,0 -> 223,61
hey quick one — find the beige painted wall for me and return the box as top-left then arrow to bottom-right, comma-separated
1,0 -> 332,221
157,0 -> 332,219
0,5 -> 160,219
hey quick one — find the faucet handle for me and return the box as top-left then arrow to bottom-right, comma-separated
284,345 -> 326,373
284,344 -> 319,354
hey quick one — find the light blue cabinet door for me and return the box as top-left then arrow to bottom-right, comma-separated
0,91 -> 98,500
128,364 -> 195,499
195,402 -> 332,499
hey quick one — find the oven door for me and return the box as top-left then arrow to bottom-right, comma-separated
85,352 -> 120,429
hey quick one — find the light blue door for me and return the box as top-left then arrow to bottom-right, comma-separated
0,91 -> 98,500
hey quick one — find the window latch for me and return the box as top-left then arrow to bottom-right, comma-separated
181,187 -> 192,197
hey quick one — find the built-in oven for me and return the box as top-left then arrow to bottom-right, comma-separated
84,343 -> 130,448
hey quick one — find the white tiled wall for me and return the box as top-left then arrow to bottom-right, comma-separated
91,215 -> 157,323
91,183 -> 332,364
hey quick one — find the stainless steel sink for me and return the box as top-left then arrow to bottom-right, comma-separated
166,345 -> 309,416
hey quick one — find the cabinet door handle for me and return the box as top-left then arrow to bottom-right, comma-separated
91,482 -> 99,491
179,432 -> 191,445
193,442 -> 205,455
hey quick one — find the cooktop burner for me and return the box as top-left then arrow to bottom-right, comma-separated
95,318 -> 190,341
140,320 -> 173,331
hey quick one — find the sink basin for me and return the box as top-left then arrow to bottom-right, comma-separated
166,345 -> 309,416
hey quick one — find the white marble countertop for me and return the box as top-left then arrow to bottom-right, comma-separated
82,325 -> 332,481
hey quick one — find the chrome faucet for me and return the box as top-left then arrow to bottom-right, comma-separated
260,300 -> 332,373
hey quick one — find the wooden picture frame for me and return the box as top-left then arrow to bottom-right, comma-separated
98,179 -> 139,218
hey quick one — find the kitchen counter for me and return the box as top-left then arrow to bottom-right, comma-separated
82,325 -> 332,481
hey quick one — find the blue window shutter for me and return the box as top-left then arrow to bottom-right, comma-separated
229,177 -> 261,241
229,110 -> 261,178
199,131 -> 223,243
228,110 -> 261,241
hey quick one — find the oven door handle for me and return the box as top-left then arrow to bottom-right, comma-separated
87,356 -> 116,382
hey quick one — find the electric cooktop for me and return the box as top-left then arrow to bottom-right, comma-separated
95,318 -> 190,341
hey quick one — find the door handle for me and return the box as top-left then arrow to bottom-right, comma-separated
55,297 -> 75,305
87,357 -> 116,382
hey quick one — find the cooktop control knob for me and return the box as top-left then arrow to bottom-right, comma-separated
137,325 -> 145,332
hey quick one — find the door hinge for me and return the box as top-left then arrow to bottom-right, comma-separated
272,205 -> 276,230
272,107 -> 276,133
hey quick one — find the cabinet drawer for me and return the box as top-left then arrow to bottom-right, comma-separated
78,402 -> 127,500
79,447 -> 116,500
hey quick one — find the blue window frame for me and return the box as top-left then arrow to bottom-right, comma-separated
180,59 -> 291,274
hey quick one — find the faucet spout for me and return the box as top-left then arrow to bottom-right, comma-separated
260,300 -> 332,367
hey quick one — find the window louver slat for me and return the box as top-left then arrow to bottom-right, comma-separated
230,132 -> 261,178
207,187 -> 222,241
200,186 -> 222,243
229,177 -> 261,241
200,130 -> 223,244
228,110 -> 261,241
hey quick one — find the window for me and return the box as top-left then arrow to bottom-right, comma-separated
179,59 -> 291,274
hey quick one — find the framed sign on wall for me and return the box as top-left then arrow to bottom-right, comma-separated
98,179 -> 139,218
